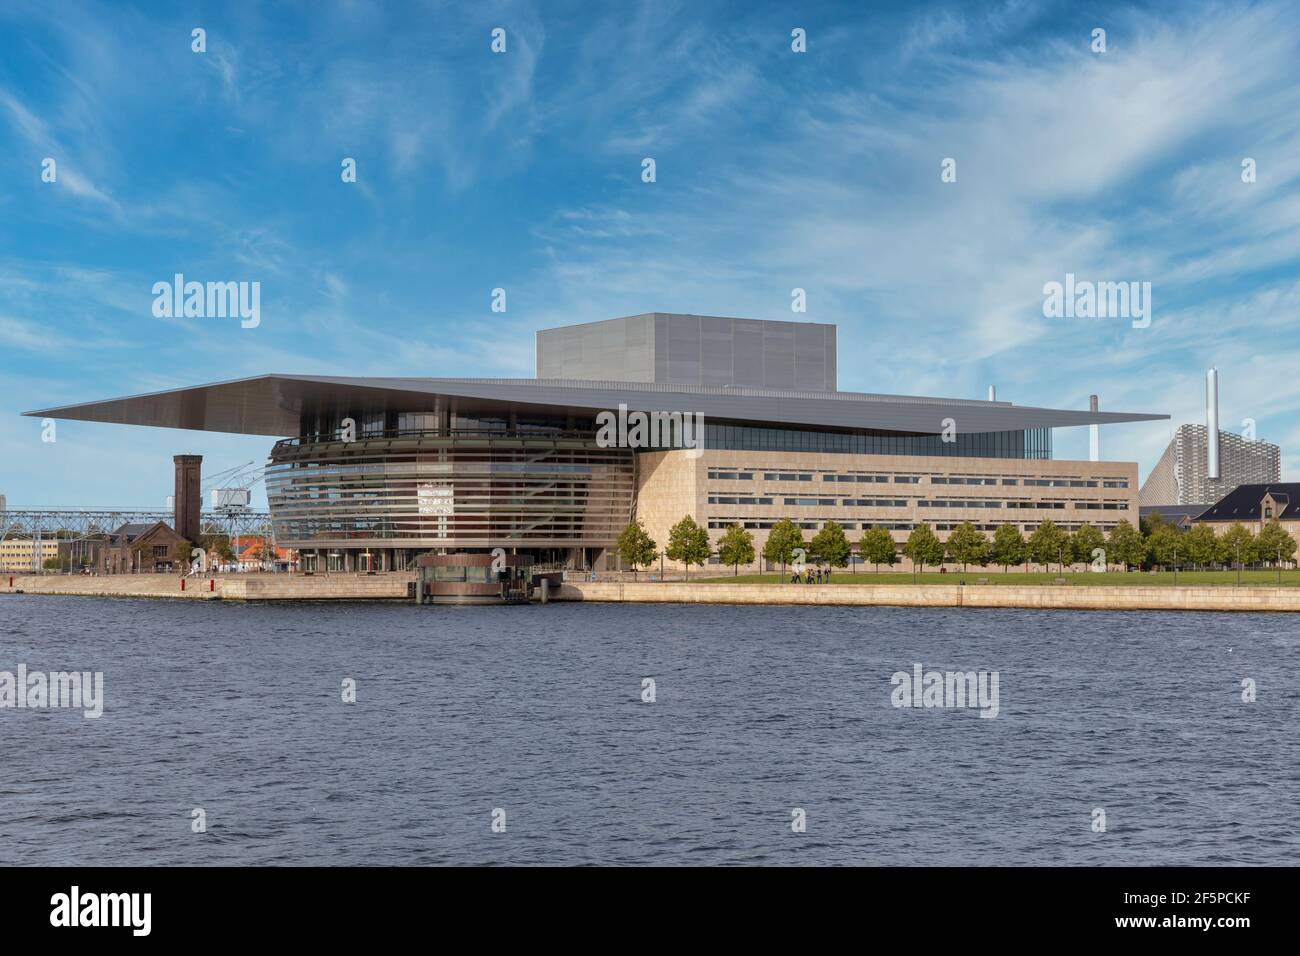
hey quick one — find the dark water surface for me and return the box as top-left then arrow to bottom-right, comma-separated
0,596 -> 1295,866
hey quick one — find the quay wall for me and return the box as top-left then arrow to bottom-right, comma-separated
554,582 -> 1300,612
1,573 -> 414,601
6,574 -> 1300,611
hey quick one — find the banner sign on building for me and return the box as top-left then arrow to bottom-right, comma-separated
417,484 -> 454,516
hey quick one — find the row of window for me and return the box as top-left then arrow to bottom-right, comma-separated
708,470 -> 1129,489
917,500 -> 1012,509
709,471 -> 922,483
707,518 -> 1124,533
707,496 -> 1131,511
931,522 -> 1121,532
1023,478 -> 1130,488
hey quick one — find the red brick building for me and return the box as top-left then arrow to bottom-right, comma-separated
100,521 -> 190,574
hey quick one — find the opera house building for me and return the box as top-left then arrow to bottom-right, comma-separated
26,314 -> 1166,572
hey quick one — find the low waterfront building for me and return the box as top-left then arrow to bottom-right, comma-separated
1138,504 -> 1206,532
234,537 -> 295,572
0,538 -> 59,572
99,521 -> 188,574
25,314 -> 1167,571
56,537 -> 108,571
1193,483 -> 1300,555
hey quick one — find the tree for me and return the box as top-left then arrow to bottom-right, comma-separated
1255,519 -> 1297,567
1146,523 -> 1183,568
859,526 -> 897,572
989,524 -> 1029,572
763,518 -> 804,578
944,521 -> 988,571
1217,523 -> 1258,567
809,520 -> 851,569
1184,523 -> 1218,569
244,540 -> 276,567
666,514 -> 711,578
1071,524 -> 1106,567
903,524 -> 945,575
717,523 -> 756,576
202,533 -> 235,563
1028,519 -> 1070,572
616,519 -> 658,579
1106,520 -> 1146,571
1139,510 -> 1167,537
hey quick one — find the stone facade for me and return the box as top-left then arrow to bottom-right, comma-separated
631,449 -> 1139,571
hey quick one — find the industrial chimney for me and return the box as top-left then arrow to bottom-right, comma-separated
987,385 -> 996,402
174,455 -> 203,545
1089,395 -> 1100,462
1206,369 -> 1220,480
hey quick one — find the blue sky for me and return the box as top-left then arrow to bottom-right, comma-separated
2,0 -> 1298,509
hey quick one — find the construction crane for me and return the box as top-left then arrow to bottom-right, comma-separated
204,461 -> 272,569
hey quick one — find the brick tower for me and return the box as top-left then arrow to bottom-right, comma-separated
173,455 -> 203,545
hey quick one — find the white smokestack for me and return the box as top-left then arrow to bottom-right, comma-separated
1089,394 -> 1100,462
987,385 -> 996,402
1206,368 -> 1220,480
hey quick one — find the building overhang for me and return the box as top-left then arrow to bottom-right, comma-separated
24,374 -> 1169,439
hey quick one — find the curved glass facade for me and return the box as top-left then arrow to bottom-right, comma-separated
265,429 -> 636,557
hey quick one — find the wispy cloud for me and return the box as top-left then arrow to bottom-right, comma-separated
0,0 -> 1297,507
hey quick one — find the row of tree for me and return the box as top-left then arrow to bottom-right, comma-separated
616,514 -> 1299,575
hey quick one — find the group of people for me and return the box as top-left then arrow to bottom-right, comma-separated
790,566 -> 833,584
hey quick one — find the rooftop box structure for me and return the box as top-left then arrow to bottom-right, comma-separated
536,313 -> 837,391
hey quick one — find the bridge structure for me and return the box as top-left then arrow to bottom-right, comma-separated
0,507 -> 273,541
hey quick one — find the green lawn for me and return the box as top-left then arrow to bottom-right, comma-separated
701,569 -> 1300,587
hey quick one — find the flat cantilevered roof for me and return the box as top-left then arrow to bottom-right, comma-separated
24,374 -> 1168,438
